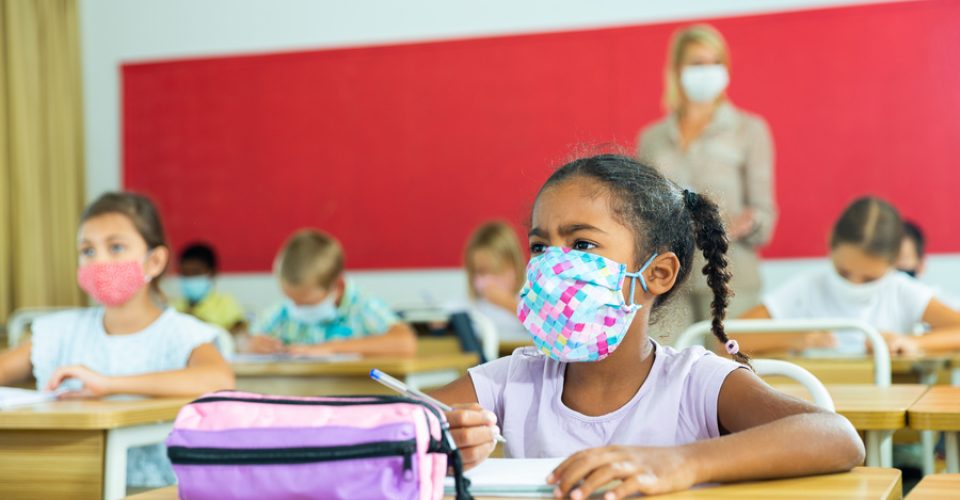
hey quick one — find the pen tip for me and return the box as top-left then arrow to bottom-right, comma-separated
369,368 -> 379,379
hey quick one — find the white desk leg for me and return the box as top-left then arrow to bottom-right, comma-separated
922,431 -> 937,476
103,422 -> 175,500
951,367 -> 960,387
404,370 -> 460,391
947,432 -> 959,474
865,430 -> 894,468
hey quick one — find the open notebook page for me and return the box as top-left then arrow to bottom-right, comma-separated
444,458 -> 562,497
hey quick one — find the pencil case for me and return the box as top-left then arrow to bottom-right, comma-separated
166,390 -> 472,500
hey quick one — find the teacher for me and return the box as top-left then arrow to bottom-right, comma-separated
637,24 -> 777,338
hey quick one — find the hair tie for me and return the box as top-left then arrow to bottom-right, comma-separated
682,189 -> 700,210
724,339 -> 739,355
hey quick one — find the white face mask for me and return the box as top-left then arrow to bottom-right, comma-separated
680,64 -> 729,103
286,293 -> 338,324
828,269 -> 888,305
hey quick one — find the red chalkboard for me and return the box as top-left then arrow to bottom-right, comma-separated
123,0 -> 960,271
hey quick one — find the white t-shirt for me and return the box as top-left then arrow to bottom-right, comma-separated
31,307 -> 219,487
763,269 -> 934,354
472,298 -> 530,343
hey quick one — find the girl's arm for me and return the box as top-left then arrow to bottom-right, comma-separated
430,375 -> 498,470
47,343 -> 235,398
287,322 -> 417,357
0,342 -> 33,386
550,369 -> 864,499
903,299 -> 960,353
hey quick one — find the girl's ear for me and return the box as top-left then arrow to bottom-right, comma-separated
640,252 -> 681,300
145,246 -> 170,280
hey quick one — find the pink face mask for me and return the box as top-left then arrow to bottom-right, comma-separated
77,261 -> 151,307
474,273 -> 517,295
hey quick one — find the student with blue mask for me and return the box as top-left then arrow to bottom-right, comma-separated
245,230 -> 416,356
173,243 -> 247,333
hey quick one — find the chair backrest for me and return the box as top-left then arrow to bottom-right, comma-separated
674,319 -> 891,386
466,309 -> 499,362
6,307 -> 77,348
753,359 -> 836,411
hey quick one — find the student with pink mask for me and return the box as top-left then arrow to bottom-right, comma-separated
464,221 -> 529,342
0,192 -> 234,488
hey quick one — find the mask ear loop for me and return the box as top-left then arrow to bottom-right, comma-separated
625,253 -> 659,310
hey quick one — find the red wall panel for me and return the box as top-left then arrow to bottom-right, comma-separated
122,0 -> 960,271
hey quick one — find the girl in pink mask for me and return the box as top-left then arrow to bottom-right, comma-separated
464,222 -> 528,343
0,192 -> 234,488
430,154 -> 864,498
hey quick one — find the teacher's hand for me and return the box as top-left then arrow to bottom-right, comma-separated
728,209 -> 756,240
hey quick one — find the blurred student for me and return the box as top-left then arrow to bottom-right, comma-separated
464,222 -> 529,342
245,230 -> 416,356
740,197 -> 960,356
0,192 -> 234,487
896,221 -> 926,278
173,242 -> 246,333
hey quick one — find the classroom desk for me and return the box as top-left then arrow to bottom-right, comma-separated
233,352 -> 479,396
0,397 -> 190,500
125,467 -> 901,500
908,386 -> 960,473
773,384 -> 929,468
769,354 -> 948,385
906,473 -> 960,499
498,339 -> 532,357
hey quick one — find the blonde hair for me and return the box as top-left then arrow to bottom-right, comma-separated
464,222 -> 526,299
276,230 -> 344,289
662,24 -> 731,111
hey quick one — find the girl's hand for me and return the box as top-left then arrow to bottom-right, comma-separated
803,330 -> 838,350
548,445 -> 698,499
445,403 -> 499,470
47,365 -> 114,399
287,343 -> 334,357
882,332 -> 921,357
246,335 -> 285,354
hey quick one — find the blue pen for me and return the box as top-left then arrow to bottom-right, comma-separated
370,368 -> 506,444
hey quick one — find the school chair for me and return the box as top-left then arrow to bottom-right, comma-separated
753,358 -> 835,411
6,307 -> 77,347
675,318 -> 898,467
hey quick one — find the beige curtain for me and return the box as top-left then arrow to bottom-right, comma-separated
0,0 -> 85,326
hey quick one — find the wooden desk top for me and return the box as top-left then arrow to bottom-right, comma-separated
126,468 -> 900,500
233,352 -> 479,377
773,384 -> 929,429
907,473 -> 960,499
0,397 -> 190,430
908,386 -> 960,430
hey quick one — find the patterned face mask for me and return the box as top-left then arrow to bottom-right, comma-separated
517,246 -> 657,362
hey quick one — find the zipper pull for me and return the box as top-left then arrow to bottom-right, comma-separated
402,443 -> 414,481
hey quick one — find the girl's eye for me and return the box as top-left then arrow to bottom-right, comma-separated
530,243 -> 547,254
573,240 -> 597,251
80,247 -> 94,258
110,243 -> 126,254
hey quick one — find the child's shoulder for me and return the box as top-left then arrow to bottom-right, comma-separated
654,343 -> 742,382
470,346 -> 555,385
31,307 -> 100,337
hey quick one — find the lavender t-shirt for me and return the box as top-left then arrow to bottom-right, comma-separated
468,341 -> 744,458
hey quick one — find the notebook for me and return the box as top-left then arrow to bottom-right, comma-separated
0,387 -> 59,410
443,458 -> 562,497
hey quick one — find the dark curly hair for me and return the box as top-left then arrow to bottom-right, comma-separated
537,154 -> 749,364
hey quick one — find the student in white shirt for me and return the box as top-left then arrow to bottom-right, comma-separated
463,221 -> 530,343
739,197 -> 960,356
0,192 -> 234,487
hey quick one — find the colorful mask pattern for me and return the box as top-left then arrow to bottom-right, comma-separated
517,247 -> 656,362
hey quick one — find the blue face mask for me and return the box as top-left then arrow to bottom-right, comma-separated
286,293 -> 339,325
180,276 -> 213,304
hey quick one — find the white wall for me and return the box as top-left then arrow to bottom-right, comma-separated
83,0 -> 948,311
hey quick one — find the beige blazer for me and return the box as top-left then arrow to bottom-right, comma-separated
636,102 -> 776,293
